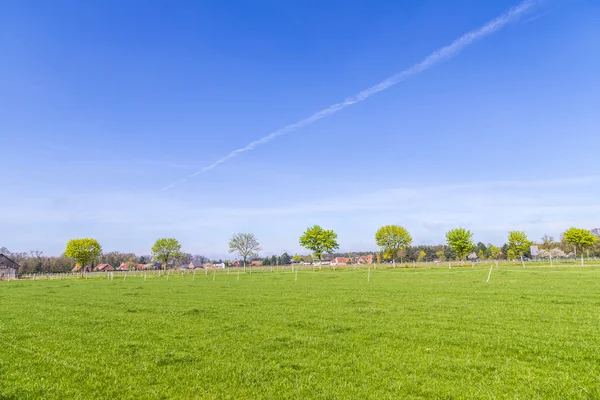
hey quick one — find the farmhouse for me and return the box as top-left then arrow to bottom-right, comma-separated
0,253 -> 19,280
331,257 -> 351,265
94,263 -> 114,272
356,255 -> 374,264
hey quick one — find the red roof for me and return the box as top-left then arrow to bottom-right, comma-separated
332,257 -> 351,264
95,263 -> 114,271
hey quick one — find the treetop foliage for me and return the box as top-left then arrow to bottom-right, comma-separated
445,228 -> 474,260
299,225 -> 339,260
375,225 -> 412,260
64,238 -> 102,268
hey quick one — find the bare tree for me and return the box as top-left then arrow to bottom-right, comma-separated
228,233 -> 261,272
540,234 -> 555,250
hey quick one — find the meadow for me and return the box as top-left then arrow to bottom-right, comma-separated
1,265 -> 600,399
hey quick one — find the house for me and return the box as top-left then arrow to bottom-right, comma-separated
331,257 -> 351,265
94,263 -> 114,272
251,260 -> 262,266
467,252 -> 479,262
231,260 -> 242,268
202,262 -> 212,269
356,255 -> 374,264
0,253 -> 19,280
118,263 -> 130,271
212,261 -> 225,269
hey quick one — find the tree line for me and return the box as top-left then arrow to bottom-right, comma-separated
3,226 -> 599,275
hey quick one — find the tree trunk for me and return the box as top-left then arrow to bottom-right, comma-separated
520,255 -> 525,268
393,259 -> 396,268
243,259 -> 246,273
581,254 -> 584,267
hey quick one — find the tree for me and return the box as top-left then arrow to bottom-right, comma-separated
375,225 -> 412,267
151,238 -> 182,270
416,250 -> 426,262
299,225 -> 339,262
192,254 -> 209,265
228,233 -> 261,272
64,238 -> 102,274
435,250 -> 446,262
270,255 -> 277,266
291,254 -> 303,263
563,228 -> 597,266
445,228 -> 474,263
488,245 -> 501,260
540,235 -> 555,250
279,252 -> 291,265
261,258 -> 271,266
507,231 -> 530,268
506,249 -> 516,261
477,249 -> 486,260
475,242 -> 487,257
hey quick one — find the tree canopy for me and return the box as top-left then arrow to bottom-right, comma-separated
228,233 -> 261,269
488,245 -> 501,260
151,238 -> 182,270
563,227 -> 597,265
445,228 -> 474,261
507,231 -> 530,266
64,238 -> 102,271
375,225 -> 412,261
299,225 -> 339,261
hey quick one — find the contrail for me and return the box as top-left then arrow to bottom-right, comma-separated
162,0 -> 539,191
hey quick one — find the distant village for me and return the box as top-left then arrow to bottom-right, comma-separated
71,254 -> 375,273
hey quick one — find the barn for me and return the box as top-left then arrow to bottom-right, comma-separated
0,253 -> 19,280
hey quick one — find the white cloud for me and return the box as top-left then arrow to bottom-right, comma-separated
1,175 -> 598,256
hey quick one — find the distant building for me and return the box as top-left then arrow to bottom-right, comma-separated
356,255 -> 374,264
212,261 -> 225,269
0,253 -> 19,280
331,257 -> 351,265
94,263 -> 114,272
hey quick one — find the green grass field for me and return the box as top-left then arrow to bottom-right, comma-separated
2,266 -> 600,399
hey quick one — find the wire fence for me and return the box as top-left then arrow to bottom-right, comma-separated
6,257 -> 600,281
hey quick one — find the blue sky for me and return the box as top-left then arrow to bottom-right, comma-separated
1,0 -> 599,258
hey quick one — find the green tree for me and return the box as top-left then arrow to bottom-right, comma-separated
563,228 -> 598,266
507,231 -> 530,268
445,228 -> 474,263
488,245 -> 501,260
475,242 -> 487,257
270,255 -> 277,266
151,238 -> 182,270
228,233 -> 261,272
261,258 -> 271,266
477,249 -> 486,260
375,225 -> 412,267
507,249 -> 516,261
299,225 -> 339,262
279,252 -> 291,265
435,250 -> 446,262
64,238 -> 102,274
416,250 -> 426,262
291,254 -> 303,263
